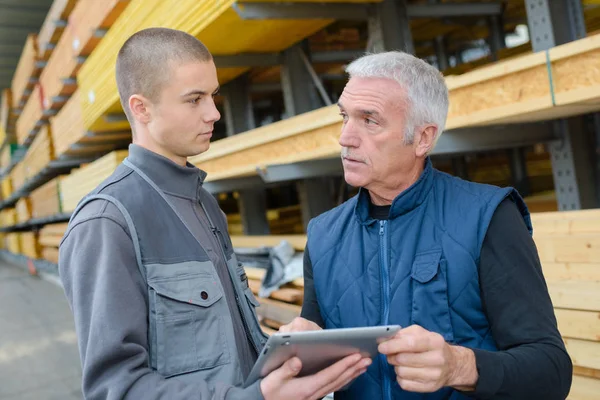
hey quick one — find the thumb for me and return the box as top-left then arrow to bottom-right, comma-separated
279,357 -> 302,380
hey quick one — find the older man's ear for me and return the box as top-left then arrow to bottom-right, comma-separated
414,125 -> 438,157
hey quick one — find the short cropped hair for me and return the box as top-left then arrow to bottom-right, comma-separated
345,51 -> 449,145
115,27 -> 212,126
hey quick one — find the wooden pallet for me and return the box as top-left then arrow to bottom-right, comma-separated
30,176 -> 63,219
11,35 -> 43,111
59,150 -> 127,212
22,125 -> 55,182
37,0 -> 78,61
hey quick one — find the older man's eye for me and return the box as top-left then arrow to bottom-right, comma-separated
339,112 -> 349,122
365,118 -> 376,125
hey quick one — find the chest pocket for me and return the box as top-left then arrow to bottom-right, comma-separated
146,260 -> 230,377
410,249 -> 454,342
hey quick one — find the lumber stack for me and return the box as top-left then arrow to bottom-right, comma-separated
0,208 -> 17,228
0,144 -> 19,171
51,90 -> 131,158
11,35 -> 43,111
15,198 -> 32,224
191,32 -> 600,183
22,125 -> 55,182
59,150 -> 127,212
16,84 -> 45,146
37,0 -> 78,61
1,89 -> 16,143
1,177 -> 12,200
227,205 -> 304,235
39,223 -> 68,264
30,177 -> 64,219
77,0 -> 373,132
244,265 -> 304,334
530,209 -> 600,397
5,233 -> 21,255
10,162 -> 27,193
20,231 -> 41,260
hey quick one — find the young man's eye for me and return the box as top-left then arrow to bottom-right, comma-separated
189,97 -> 201,104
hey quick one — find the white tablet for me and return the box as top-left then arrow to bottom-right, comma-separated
244,325 -> 401,387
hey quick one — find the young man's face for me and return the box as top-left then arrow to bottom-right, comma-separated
147,60 -> 221,161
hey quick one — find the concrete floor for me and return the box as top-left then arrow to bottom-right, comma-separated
0,258 -> 82,400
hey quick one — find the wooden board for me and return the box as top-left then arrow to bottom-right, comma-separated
535,235 -> 600,264
16,84 -> 45,145
68,0 -> 131,57
42,247 -> 60,264
5,233 -> 21,254
1,177 -> 12,200
10,162 -> 27,193
255,297 -> 302,326
40,222 -> 69,237
231,235 -> 307,251
555,309 -> 600,341
20,231 -> 40,259
22,124 -> 55,181
569,375 -> 600,400
30,176 -> 63,219
11,34 -> 42,110
0,208 -> 17,227
39,26 -> 80,111
37,0 -> 78,61
1,88 -> 15,138
15,197 -> 32,224
59,150 -> 128,212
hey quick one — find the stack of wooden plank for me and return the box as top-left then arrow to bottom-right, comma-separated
1,177 -> 12,201
30,177 -> 64,219
15,84 -> 45,146
5,233 -> 21,255
11,35 -> 43,111
51,90 -> 131,158
20,231 -> 40,260
10,162 -> 27,193
1,89 -> 16,143
530,210 -> 600,397
0,208 -> 17,228
15,197 -> 32,224
0,144 -> 20,171
76,0 -> 376,132
39,223 -> 67,264
227,205 -> 304,235
39,0 -> 129,113
59,150 -> 127,212
37,0 -> 78,61
22,125 -> 55,182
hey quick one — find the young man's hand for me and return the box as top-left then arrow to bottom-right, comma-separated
278,317 -> 322,333
378,325 -> 478,393
260,354 -> 371,400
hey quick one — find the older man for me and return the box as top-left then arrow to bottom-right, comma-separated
281,52 -> 572,399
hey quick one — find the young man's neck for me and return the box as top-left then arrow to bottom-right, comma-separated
132,137 -> 187,167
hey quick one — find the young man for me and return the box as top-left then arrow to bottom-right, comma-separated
58,28 -> 370,400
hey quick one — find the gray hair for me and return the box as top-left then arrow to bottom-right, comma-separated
345,51 -> 449,145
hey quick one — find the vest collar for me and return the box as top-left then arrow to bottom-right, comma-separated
355,157 -> 434,224
126,144 -> 207,200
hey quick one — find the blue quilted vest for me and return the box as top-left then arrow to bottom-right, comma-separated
308,158 -> 532,400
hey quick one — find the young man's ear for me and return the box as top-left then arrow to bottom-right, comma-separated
129,94 -> 152,125
414,125 -> 438,157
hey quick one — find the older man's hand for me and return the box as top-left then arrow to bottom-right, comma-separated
279,317 -> 323,333
378,325 -> 478,393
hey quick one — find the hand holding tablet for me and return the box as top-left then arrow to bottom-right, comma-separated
246,318 -> 401,399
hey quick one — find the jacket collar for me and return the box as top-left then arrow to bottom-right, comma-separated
355,157 -> 434,224
126,144 -> 207,200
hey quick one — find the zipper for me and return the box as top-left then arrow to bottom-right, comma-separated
200,202 -> 261,355
379,220 -> 392,400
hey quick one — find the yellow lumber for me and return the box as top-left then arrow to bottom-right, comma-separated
11,34 -> 41,109
20,231 -> 40,259
42,247 -> 60,264
30,177 -> 63,219
37,0 -> 78,61
40,222 -> 69,237
542,263 -> 600,283
556,309 -> 600,341
565,338 -> 600,371
230,235 -> 307,251
16,84 -> 44,145
548,281 -> 600,312
568,375 -> 600,400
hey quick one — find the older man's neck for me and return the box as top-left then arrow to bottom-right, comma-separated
369,164 -> 424,206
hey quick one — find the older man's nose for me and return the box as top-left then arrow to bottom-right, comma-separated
339,122 -> 360,148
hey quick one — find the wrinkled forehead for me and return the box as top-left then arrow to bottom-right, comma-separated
339,76 -> 407,114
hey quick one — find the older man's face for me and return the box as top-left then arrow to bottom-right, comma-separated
338,76 -> 418,191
